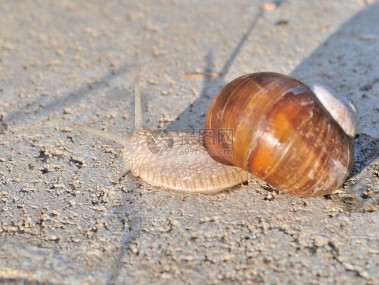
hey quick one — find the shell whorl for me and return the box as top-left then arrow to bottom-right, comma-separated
311,84 -> 357,138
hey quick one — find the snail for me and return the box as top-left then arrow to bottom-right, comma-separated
75,72 -> 357,197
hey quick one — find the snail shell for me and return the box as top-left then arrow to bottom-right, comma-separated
204,72 -> 355,197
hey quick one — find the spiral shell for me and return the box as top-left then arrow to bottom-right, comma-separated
204,72 -> 354,197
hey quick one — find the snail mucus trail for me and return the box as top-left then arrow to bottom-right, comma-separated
75,72 -> 357,197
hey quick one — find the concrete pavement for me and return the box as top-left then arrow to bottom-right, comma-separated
0,0 -> 378,284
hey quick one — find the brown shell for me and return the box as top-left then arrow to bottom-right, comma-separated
204,72 -> 354,197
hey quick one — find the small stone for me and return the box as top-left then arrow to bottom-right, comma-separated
314,236 -> 328,247
63,108 -> 73,114
51,210 -> 61,216
262,2 -> 277,12
49,235 -> 60,241
20,185 -> 35,192
264,192 -> 275,201
70,156 -> 85,166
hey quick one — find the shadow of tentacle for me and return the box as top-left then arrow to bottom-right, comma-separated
3,62 -> 133,129
166,8 -> 263,131
166,50 -> 222,131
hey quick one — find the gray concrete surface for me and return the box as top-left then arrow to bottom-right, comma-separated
0,0 -> 378,284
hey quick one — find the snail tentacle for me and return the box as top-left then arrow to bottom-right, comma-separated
134,75 -> 144,131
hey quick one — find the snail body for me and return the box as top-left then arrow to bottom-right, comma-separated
77,127 -> 252,194
75,78 -> 252,194
76,72 -> 356,197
